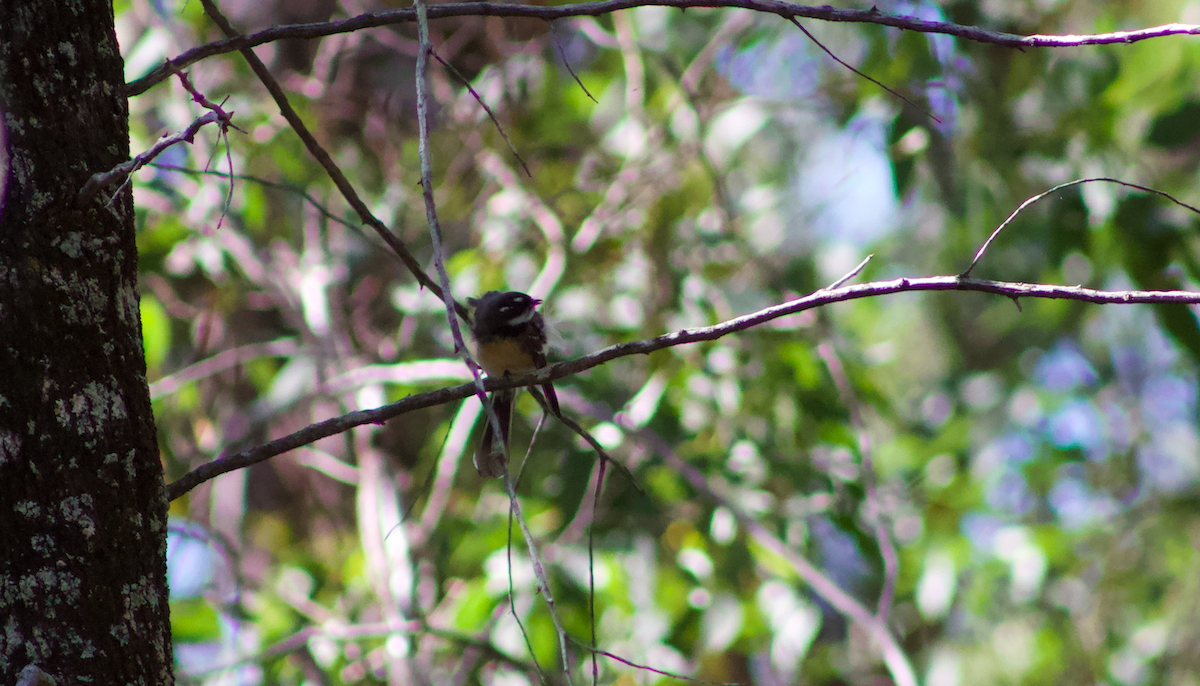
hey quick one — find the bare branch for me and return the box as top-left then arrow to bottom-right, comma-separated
823,253 -> 873,290
549,21 -> 598,104
587,459 -> 605,685
126,3 -> 1200,97
412,0 -> 495,457
147,163 -> 364,234
529,386 -> 642,492
166,274 -> 1200,501
962,177 -> 1200,277
567,636 -> 734,684
79,111 -> 221,204
82,71 -> 244,208
501,467 -> 573,680
789,18 -> 938,124
430,49 -> 533,177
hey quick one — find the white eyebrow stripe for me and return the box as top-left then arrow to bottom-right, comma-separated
507,309 -> 535,326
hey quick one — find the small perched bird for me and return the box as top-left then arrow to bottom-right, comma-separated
468,291 -> 560,477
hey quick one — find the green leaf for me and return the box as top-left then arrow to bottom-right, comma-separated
139,295 -> 171,372
170,598 -> 220,642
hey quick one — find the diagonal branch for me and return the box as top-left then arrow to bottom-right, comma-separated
148,337 -> 299,400
126,2 -> 1200,97
789,17 -> 938,123
429,49 -> 533,177
196,0 -> 468,320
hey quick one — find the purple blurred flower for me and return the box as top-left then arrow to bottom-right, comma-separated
961,511 -> 1004,550
1049,477 -> 1120,530
1140,374 -> 1196,429
1032,341 -> 1097,392
716,35 -> 820,101
987,469 -> 1036,515
1047,399 -> 1105,455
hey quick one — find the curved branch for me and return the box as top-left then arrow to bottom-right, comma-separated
125,1 -> 1200,96
166,275 -> 1200,500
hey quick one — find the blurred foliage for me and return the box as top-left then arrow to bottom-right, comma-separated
118,0 -> 1200,683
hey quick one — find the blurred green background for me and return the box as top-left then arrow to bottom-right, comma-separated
121,0 -> 1200,683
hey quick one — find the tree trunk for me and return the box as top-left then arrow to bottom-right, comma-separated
0,1 -> 174,684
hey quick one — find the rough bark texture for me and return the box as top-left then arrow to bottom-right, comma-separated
0,1 -> 174,684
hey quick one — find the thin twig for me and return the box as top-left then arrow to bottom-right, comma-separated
789,18 -> 939,124
84,70 -> 245,206
176,72 -> 243,231
590,459 -> 607,684
529,386 -> 642,493
567,637 -> 735,684
147,163 -> 366,235
502,467 -> 573,681
816,343 -> 898,625
506,518 -> 547,683
962,177 -> 1200,277
429,49 -> 533,177
503,419 -> 549,684
79,111 -> 221,204
823,253 -> 874,290
167,275 -> 1200,500
126,5 -> 1200,97
549,21 -> 598,103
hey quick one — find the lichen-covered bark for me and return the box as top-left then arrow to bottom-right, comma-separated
0,2 -> 173,685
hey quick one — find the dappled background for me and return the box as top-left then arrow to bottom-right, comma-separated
119,0 -> 1200,683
